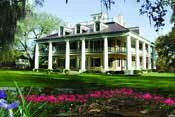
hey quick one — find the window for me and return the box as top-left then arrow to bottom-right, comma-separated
82,29 -> 87,33
65,31 -> 71,35
94,58 -> 100,66
117,40 -> 121,46
70,42 -> 77,49
85,41 -> 88,48
58,59 -> 65,67
91,58 -> 101,67
117,58 -> 121,67
76,24 -> 81,34
108,39 -> 112,47
95,21 -> 100,31
109,58 -> 113,67
70,59 -> 76,68
60,26 -> 64,36
139,43 -> 142,50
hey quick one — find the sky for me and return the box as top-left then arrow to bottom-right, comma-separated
37,0 -> 173,42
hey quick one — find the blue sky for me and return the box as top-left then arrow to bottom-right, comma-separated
37,0 -> 173,42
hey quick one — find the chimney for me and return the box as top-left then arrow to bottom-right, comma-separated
115,15 -> 124,26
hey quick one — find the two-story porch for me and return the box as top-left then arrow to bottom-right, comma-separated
35,32 -> 156,73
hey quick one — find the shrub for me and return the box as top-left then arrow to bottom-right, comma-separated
133,70 -> 142,75
106,71 -> 124,74
53,68 -> 63,73
63,69 -> 70,76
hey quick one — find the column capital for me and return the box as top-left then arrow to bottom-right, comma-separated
65,39 -> 69,42
102,36 -> 108,39
80,38 -> 85,41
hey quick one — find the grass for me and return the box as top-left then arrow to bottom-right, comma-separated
0,70 -> 175,95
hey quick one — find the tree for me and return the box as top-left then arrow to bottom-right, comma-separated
15,12 -> 62,68
0,0 -> 175,63
155,26 -> 175,72
0,0 -> 44,50
0,0 -> 174,52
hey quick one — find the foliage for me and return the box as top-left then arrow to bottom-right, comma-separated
133,70 -> 142,75
15,82 -> 32,117
0,0 -> 175,52
155,26 -> 175,72
0,0 -> 44,51
20,88 -> 175,116
0,49 -> 21,64
15,12 -> 62,68
63,69 -> 70,76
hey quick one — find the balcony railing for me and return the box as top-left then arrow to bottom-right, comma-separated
40,47 -> 127,56
86,49 -> 103,53
108,47 -> 126,53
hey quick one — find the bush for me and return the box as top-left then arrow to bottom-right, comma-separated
63,69 -> 70,76
133,70 -> 142,75
106,71 -> 124,74
53,68 -> 63,73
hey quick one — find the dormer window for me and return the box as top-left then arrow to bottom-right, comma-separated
76,24 -> 81,34
82,29 -> 87,33
65,31 -> 71,35
95,21 -> 100,32
60,26 -> 64,36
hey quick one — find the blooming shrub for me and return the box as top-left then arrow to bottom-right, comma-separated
23,88 -> 175,106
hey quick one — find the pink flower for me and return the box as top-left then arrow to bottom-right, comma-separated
47,95 -> 57,103
57,95 -> 65,102
76,94 -> 87,103
153,95 -> 164,102
163,98 -> 175,105
25,95 -> 37,102
142,93 -> 152,100
65,95 -> 76,102
121,89 -> 134,95
36,95 -> 47,102
102,90 -> 112,98
134,93 -> 142,98
89,91 -> 101,98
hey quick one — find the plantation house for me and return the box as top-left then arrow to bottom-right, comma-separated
34,13 -> 156,74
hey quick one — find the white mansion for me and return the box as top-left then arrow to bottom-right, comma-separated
34,13 -> 156,74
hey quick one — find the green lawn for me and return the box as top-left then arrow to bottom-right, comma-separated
0,70 -> 175,95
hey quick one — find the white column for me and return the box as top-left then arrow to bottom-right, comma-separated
34,43 -> 39,69
126,35 -> 132,70
48,42 -> 53,69
148,45 -> 152,69
76,56 -> 79,69
65,40 -> 70,70
81,38 -> 86,71
104,36 -> 109,71
142,42 -> 146,69
152,47 -> 156,69
135,40 -> 140,70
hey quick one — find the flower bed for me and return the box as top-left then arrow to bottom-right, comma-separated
23,88 -> 175,105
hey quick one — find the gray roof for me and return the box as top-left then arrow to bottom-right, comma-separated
102,22 -> 129,33
40,22 -> 129,40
